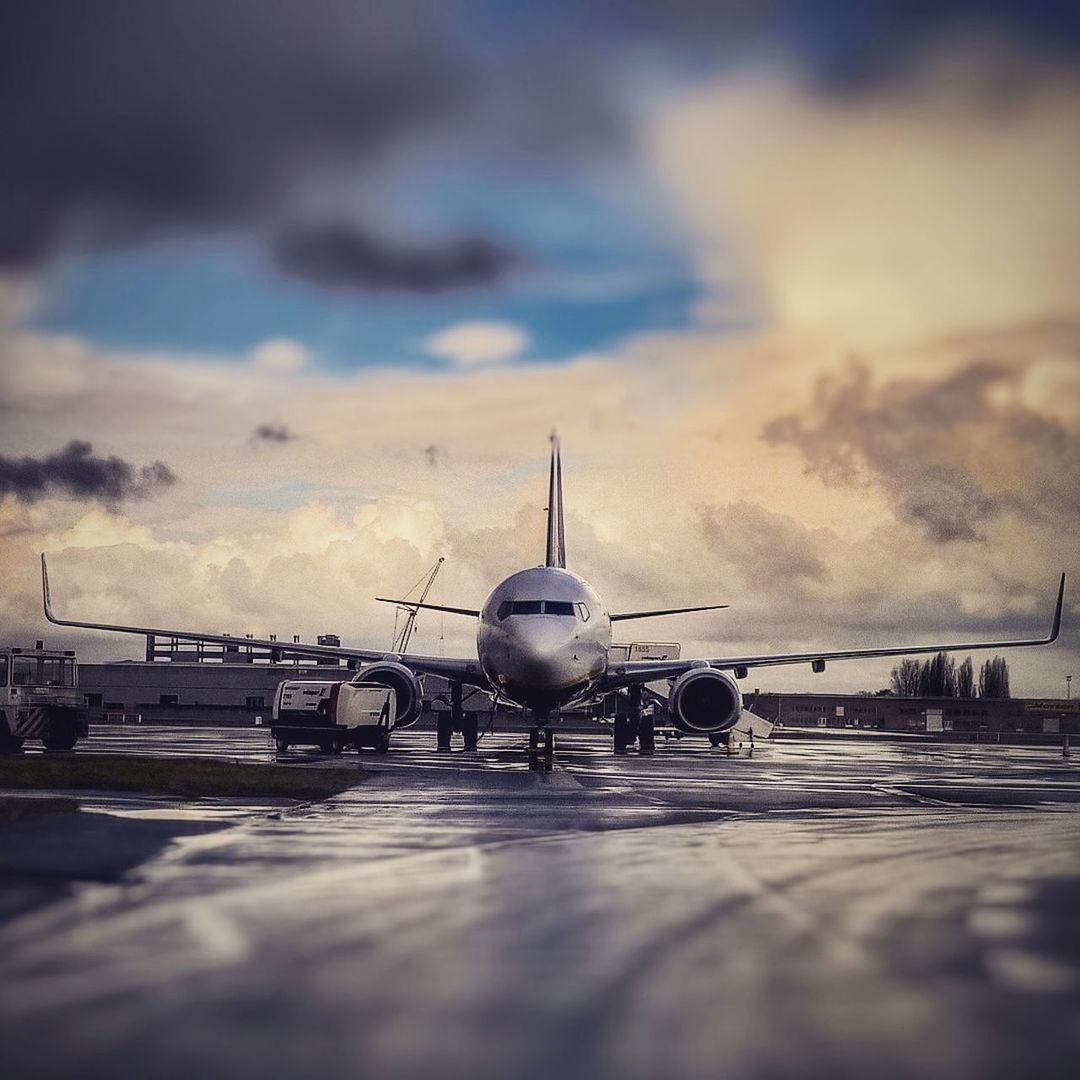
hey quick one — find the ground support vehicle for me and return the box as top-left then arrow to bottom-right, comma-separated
0,644 -> 88,752
271,679 -> 396,753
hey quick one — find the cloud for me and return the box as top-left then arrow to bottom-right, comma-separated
648,52 -> 1080,346
273,224 -> 517,293
425,321 -> 530,367
250,423 -> 297,446
763,349 -> 1080,543
249,339 -> 310,373
5,3 -> 1078,279
0,441 -> 177,504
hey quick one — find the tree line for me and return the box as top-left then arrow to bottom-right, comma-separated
889,654 -> 1010,698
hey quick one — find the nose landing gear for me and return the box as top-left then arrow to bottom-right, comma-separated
528,725 -> 555,771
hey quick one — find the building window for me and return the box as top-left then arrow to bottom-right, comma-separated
245,696 -> 265,709
85,693 -> 103,707
159,694 -> 179,706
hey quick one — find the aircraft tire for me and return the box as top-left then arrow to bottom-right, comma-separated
436,712 -> 453,751
639,715 -> 655,756
462,711 -> 478,751
275,736 -> 290,752
708,731 -> 729,748
613,716 -> 630,755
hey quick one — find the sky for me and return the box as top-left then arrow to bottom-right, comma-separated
1,1 -> 1078,696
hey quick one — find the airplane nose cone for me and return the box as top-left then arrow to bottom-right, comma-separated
510,620 -> 579,687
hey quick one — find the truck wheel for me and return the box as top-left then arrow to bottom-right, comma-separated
43,726 -> 78,752
0,734 -> 25,755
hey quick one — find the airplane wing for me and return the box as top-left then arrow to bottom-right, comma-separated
603,573 -> 1066,688
40,554 -> 491,688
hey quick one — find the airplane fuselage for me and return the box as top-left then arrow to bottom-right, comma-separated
477,566 -> 610,717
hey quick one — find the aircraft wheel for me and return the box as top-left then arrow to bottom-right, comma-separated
708,731 -> 729,748
638,716 -> 655,756
462,711 -> 479,751
436,712 -> 453,751
613,716 -> 630,755
275,735 -> 290,752
375,732 -> 391,754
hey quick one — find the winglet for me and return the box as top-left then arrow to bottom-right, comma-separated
545,431 -> 566,569
41,553 -> 58,624
1049,572 -> 1066,643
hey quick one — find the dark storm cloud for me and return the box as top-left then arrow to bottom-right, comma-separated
0,441 -> 177,503
697,501 -> 831,592
0,2 -> 478,267
250,423 -> 296,446
763,356 -> 1080,542
273,225 -> 516,293
3,2 -> 1078,274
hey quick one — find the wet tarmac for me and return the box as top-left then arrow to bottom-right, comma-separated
2,725 -> 1079,1079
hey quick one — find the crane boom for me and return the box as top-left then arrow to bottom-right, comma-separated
392,557 -> 445,653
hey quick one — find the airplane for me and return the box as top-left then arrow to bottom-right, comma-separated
41,435 -> 1066,758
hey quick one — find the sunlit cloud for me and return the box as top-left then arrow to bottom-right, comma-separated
425,321 -> 531,367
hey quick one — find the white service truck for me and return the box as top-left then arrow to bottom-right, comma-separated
271,679 -> 396,754
0,643 -> 88,753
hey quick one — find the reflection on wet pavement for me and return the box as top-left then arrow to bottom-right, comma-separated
2,727 -> 1079,1079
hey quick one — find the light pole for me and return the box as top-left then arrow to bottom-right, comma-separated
1067,674 -> 1073,701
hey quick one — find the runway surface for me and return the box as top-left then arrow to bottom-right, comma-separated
2,725 -> 1079,1079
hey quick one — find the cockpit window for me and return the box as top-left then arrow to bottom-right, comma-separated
577,603 -> 590,622
543,601 -> 576,616
497,600 -> 580,618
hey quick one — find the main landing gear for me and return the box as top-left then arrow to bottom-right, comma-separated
612,685 -> 655,756
436,682 -> 479,752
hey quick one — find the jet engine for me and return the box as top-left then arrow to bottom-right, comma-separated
668,667 -> 742,734
351,662 -> 423,729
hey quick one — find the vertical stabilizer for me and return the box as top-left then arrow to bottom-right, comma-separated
545,433 -> 567,568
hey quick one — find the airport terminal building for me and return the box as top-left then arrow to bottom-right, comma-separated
73,634 -> 1079,738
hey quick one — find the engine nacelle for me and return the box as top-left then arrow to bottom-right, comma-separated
669,667 -> 742,734
351,662 -> 423,729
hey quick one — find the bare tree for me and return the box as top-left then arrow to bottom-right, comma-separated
956,656 -> 975,698
978,656 -> 1011,699
890,658 -> 921,696
919,652 -> 957,697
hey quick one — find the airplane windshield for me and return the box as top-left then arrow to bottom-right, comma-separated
496,600 -> 580,619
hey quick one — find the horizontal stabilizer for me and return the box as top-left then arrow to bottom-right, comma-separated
610,604 -> 728,622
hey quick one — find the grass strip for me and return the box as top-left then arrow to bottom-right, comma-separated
0,795 -> 81,823
0,754 -> 356,800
